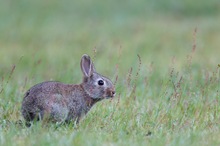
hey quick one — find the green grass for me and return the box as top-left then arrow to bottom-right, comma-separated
0,0 -> 220,145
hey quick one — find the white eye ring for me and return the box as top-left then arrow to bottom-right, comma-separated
96,78 -> 105,86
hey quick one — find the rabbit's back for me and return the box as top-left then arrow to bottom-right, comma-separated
21,81 -> 87,123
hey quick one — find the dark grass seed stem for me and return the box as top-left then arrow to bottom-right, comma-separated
114,75 -> 118,86
187,27 -> 197,70
92,47 -> 97,61
22,77 -> 28,92
0,77 -> 4,94
126,67 -> 133,88
113,64 -> 119,86
130,54 -> 142,99
0,65 -> 16,94
192,27 -> 197,53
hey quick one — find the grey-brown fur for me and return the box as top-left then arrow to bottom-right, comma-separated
21,54 -> 115,125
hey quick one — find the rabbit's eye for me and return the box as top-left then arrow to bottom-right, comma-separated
98,80 -> 104,86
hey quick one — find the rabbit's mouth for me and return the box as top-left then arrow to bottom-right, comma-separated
104,88 -> 116,98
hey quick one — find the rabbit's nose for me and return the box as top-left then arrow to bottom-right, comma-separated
112,90 -> 116,96
106,88 -> 116,98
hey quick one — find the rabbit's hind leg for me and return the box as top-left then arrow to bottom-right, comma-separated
22,109 -> 44,127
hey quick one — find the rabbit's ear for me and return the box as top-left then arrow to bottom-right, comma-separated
80,54 -> 95,77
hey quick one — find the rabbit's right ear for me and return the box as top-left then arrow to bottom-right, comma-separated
80,54 -> 95,77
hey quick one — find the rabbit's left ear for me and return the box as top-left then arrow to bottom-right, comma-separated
80,54 -> 96,77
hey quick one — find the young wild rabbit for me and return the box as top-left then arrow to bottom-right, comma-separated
21,54 -> 115,125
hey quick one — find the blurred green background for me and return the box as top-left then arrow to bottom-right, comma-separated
0,0 -> 220,145
1,0 -> 220,75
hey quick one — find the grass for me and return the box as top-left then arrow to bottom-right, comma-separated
0,0 -> 220,145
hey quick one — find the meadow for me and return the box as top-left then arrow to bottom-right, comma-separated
0,0 -> 220,145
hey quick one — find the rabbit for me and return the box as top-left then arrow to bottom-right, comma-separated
21,54 -> 115,125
